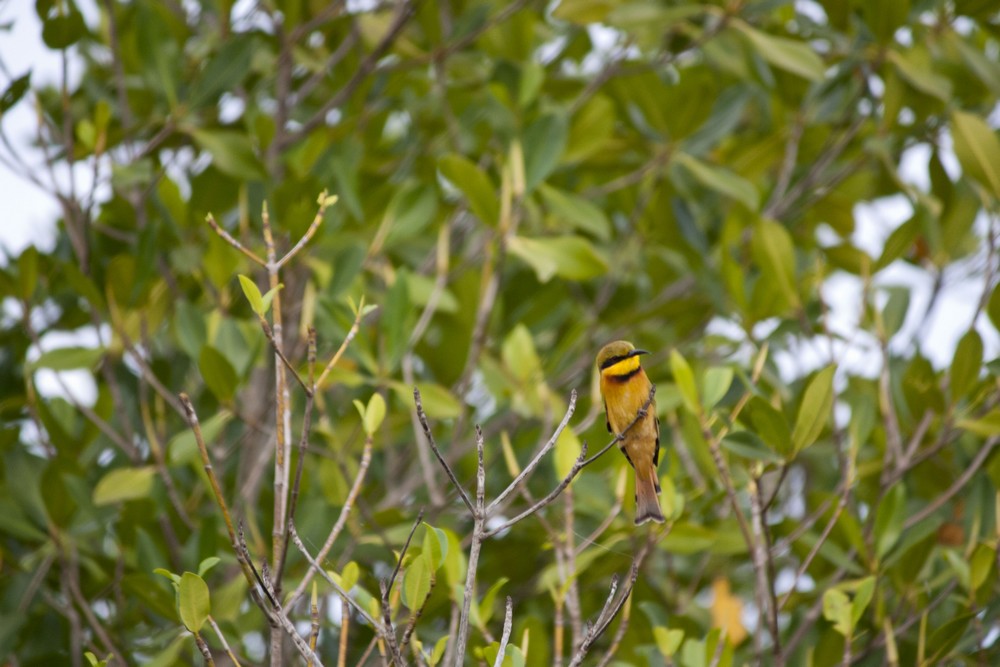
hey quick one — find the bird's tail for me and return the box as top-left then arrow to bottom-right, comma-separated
634,467 -> 665,525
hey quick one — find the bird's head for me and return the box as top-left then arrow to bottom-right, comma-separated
596,340 -> 649,371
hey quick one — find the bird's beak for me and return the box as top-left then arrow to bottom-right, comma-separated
630,349 -> 650,358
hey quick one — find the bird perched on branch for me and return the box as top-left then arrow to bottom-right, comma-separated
597,340 -> 665,525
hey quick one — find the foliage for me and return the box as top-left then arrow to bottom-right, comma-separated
2,0 -> 1000,665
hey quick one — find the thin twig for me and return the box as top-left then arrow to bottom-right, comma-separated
903,436 -> 999,529
288,522 -> 384,630
208,616 -> 242,666
206,213 -> 265,265
488,390 -> 577,512
453,427 -> 488,661
493,597 -> 514,667
386,509 -> 426,604
179,394 -> 264,597
282,0 -> 417,147
484,388 -> 655,539
338,594 -> 350,667
316,304 -> 367,389
309,585 -> 321,667
286,437 -> 374,608
566,565 -> 640,667
195,633 -> 216,666
413,387 -> 476,515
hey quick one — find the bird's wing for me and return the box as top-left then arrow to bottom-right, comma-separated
653,416 -> 660,466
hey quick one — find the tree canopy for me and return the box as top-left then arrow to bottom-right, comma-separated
3,0 -> 1000,665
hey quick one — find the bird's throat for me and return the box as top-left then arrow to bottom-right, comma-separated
602,354 -> 641,381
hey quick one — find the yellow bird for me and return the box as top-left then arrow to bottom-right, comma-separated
597,340 -> 665,525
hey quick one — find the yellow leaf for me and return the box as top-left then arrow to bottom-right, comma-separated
710,578 -> 747,645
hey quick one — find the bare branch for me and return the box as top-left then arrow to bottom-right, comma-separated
283,0 -> 417,147
194,633 -> 216,666
316,303 -> 367,390
309,585 -> 321,667
386,509 -> 426,606
288,522 -> 383,630
493,597 -> 514,667
276,190 -> 337,269
413,387 -> 475,515
208,616 -> 243,666
903,436 -> 999,529
488,390 -> 577,513
260,318 -> 312,396
567,564 -> 640,667
205,213 -> 265,266
286,437 -> 374,609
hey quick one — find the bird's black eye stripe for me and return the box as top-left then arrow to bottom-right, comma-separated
600,354 -> 627,370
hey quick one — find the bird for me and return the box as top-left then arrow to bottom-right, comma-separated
597,340 -> 665,525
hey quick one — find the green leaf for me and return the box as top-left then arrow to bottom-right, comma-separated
951,111 -> 1000,200
970,542 -> 995,592
873,484 -> 905,559
875,218 -> 918,271
888,49 -> 952,101
422,523 -> 448,572
823,587 -> 852,636
927,613 -> 975,661
957,410 -> 1000,437
654,627 -> 685,657
259,284 -> 283,315
508,235 -> 608,282
748,397 -> 792,458
501,324 -> 542,384
18,245 -> 38,300
791,365 -> 835,454
477,577 -> 509,626
382,182 -> 439,245
237,275 -> 264,316
752,218 -> 800,311
199,346 -> 239,402
670,349 -> 699,415
153,568 -> 181,585
0,72 -> 31,115
191,129 -> 265,181
721,431 -> 784,464
523,114 -> 567,191
850,576 -> 876,628
136,2 -> 178,105
701,366 -> 733,410
189,35 -> 256,107
341,562 -> 360,592
536,184 -> 611,240
41,8 -> 87,49
675,153 -> 760,210
950,329 -> 983,402
554,427 -> 583,481
197,557 -> 221,578
564,94 -> 616,163
552,0 -> 614,24
401,554 -> 432,610
363,393 -> 386,436
178,572 -> 210,633
429,635 -> 449,666
735,22 -> 825,81
438,154 -> 498,226
988,282 -> 1000,333
32,346 -> 105,371
93,466 -> 156,505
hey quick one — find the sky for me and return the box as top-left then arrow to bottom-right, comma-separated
1,1 -> 996,407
